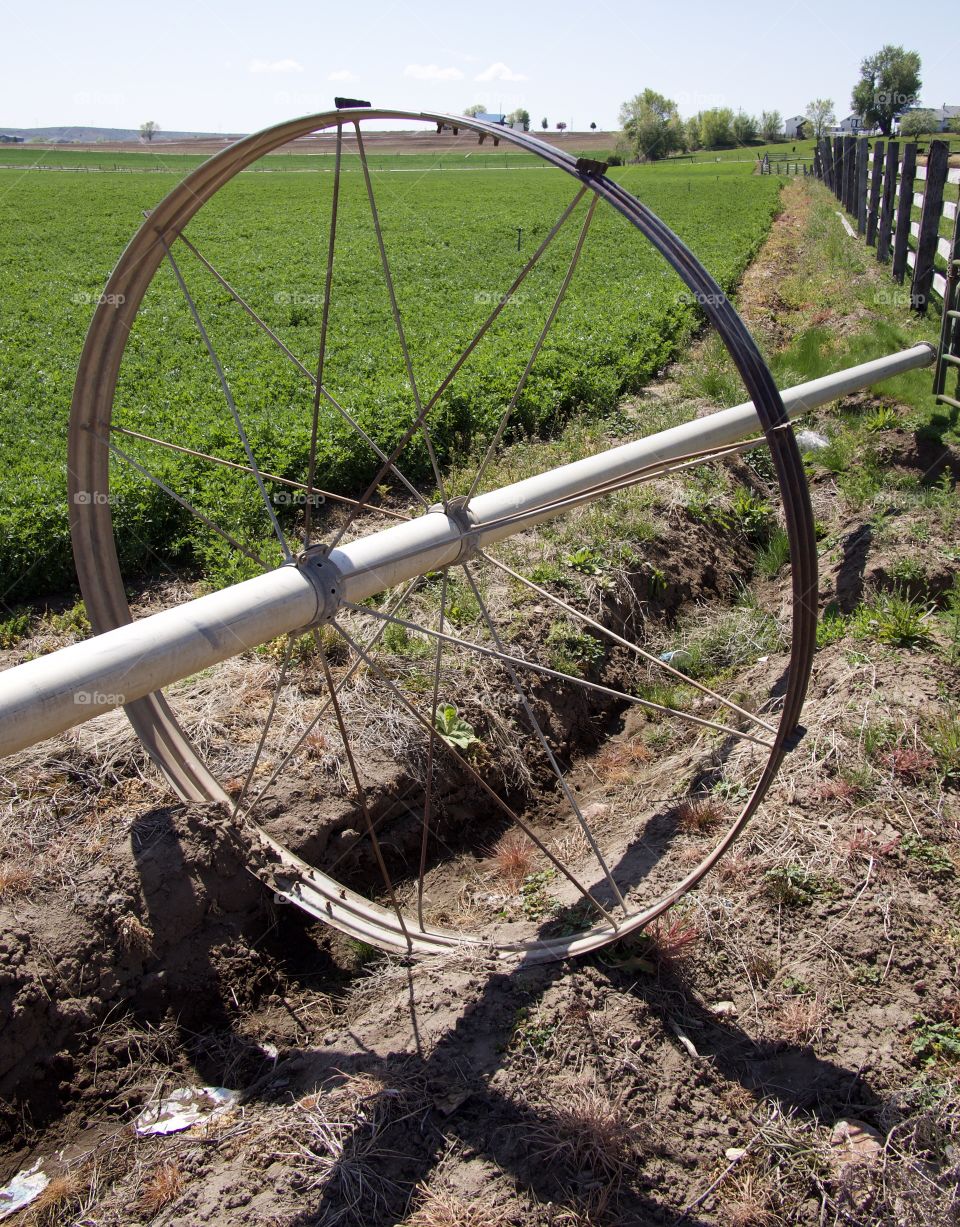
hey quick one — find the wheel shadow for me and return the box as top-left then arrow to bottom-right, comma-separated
264,943 -> 879,1226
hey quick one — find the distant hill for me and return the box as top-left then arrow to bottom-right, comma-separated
0,125 -> 241,144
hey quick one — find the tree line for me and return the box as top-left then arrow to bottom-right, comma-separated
617,44 -> 953,162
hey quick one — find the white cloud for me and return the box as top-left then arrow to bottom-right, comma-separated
474,61 -> 527,83
403,63 -> 464,82
248,58 -> 304,75
328,69 -> 358,82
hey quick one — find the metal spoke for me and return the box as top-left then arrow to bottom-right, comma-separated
354,122 -> 446,504
467,196 -> 598,501
480,551 -> 776,735
418,570 -> 448,929
109,424 -> 411,522
92,430 -> 271,570
315,639 -> 413,951
343,602 -> 774,749
159,237 -> 293,561
177,230 -> 428,510
231,634 -> 296,817
238,579 -> 420,819
305,124 -> 342,545
326,185 -> 590,552
461,561 -> 627,913
333,619 -> 620,928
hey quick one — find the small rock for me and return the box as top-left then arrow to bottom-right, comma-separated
724,1147 -> 747,1161
581,802 -> 609,823
710,1000 -> 737,1017
829,1119 -> 883,1169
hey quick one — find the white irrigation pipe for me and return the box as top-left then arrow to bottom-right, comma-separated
0,342 -> 934,758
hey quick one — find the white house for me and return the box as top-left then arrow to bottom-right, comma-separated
784,115 -> 807,139
924,105 -> 959,132
838,114 -> 865,134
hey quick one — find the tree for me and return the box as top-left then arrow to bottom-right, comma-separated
541,117 -> 548,130
139,121 -> 160,143
464,104 -> 486,117
760,110 -> 782,142
618,89 -> 684,161
950,116 -> 960,135
698,107 -> 734,148
804,99 -> 835,141
899,108 -> 938,137
732,111 -> 758,144
589,121 -> 597,130
555,121 -> 567,133
685,114 -> 702,151
507,108 -> 530,131
851,45 -> 921,136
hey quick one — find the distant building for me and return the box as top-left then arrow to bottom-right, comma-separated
934,105 -> 960,130
784,116 -> 807,139
893,106 -> 952,134
0,134 -> 24,143
838,114 -> 866,134
473,112 -> 506,125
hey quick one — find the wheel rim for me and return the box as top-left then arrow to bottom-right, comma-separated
68,109 -> 818,960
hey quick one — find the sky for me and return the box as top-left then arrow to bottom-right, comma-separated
1,0 -> 955,134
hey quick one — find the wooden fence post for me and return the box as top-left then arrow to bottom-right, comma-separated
856,138 -> 869,234
866,140 -> 884,245
843,135 -> 856,211
822,139 -> 834,189
876,140 -> 898,263
892,142 -> 918,285
833,137 -> 843,200
911,139 -> 949,313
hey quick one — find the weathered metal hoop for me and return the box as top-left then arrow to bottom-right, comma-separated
67,109 -> 818,959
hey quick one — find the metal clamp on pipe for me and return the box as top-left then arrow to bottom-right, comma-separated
428,495 -> 480,564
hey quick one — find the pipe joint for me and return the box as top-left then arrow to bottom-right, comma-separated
295,547 -> 343,624
428,496 -> 480,564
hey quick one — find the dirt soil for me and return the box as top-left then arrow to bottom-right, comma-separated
1,180 -> 959,1226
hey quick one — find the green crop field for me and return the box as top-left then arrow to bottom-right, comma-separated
0,155 -> 785,601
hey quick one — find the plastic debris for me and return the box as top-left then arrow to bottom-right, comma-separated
660,649 -> 693,669
0,1160 -> 49,1221
795,429 -> 830,453
134,1086 -> 239,1136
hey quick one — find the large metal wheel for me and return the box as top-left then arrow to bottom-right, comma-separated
68,108 -> 818,960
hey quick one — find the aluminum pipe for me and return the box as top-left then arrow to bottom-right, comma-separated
0,342 -> 935,757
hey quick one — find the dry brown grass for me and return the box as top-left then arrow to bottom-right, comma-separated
593,739 -> 653,787
644,912 -> 700,966
404,1185 -> 502,1227
529,1085 -> 646,1191
674,795 -> 726,834
487,830 -> 537,891
773,997 -> 826,1046
24,1170 -> 89,1226
137,1159 -> 185,1216
0,859 -> 34,898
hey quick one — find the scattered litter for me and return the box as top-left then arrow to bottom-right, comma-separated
134,1086 -> 239,1136
669,1021 -> 699,1059
724,1147 -> 747,1161
0,1159 -> 49,1220
710,1000 -> 737,1017
660,649 -> 693,669
580,802 -> 609,823
829,1118 -> 883,1169
795,429 -> 830,453
835,210 -> 856,238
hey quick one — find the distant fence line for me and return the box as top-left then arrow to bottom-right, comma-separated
813,135 -> 960,316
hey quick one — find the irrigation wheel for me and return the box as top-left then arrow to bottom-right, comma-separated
69,108 -> 817,961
